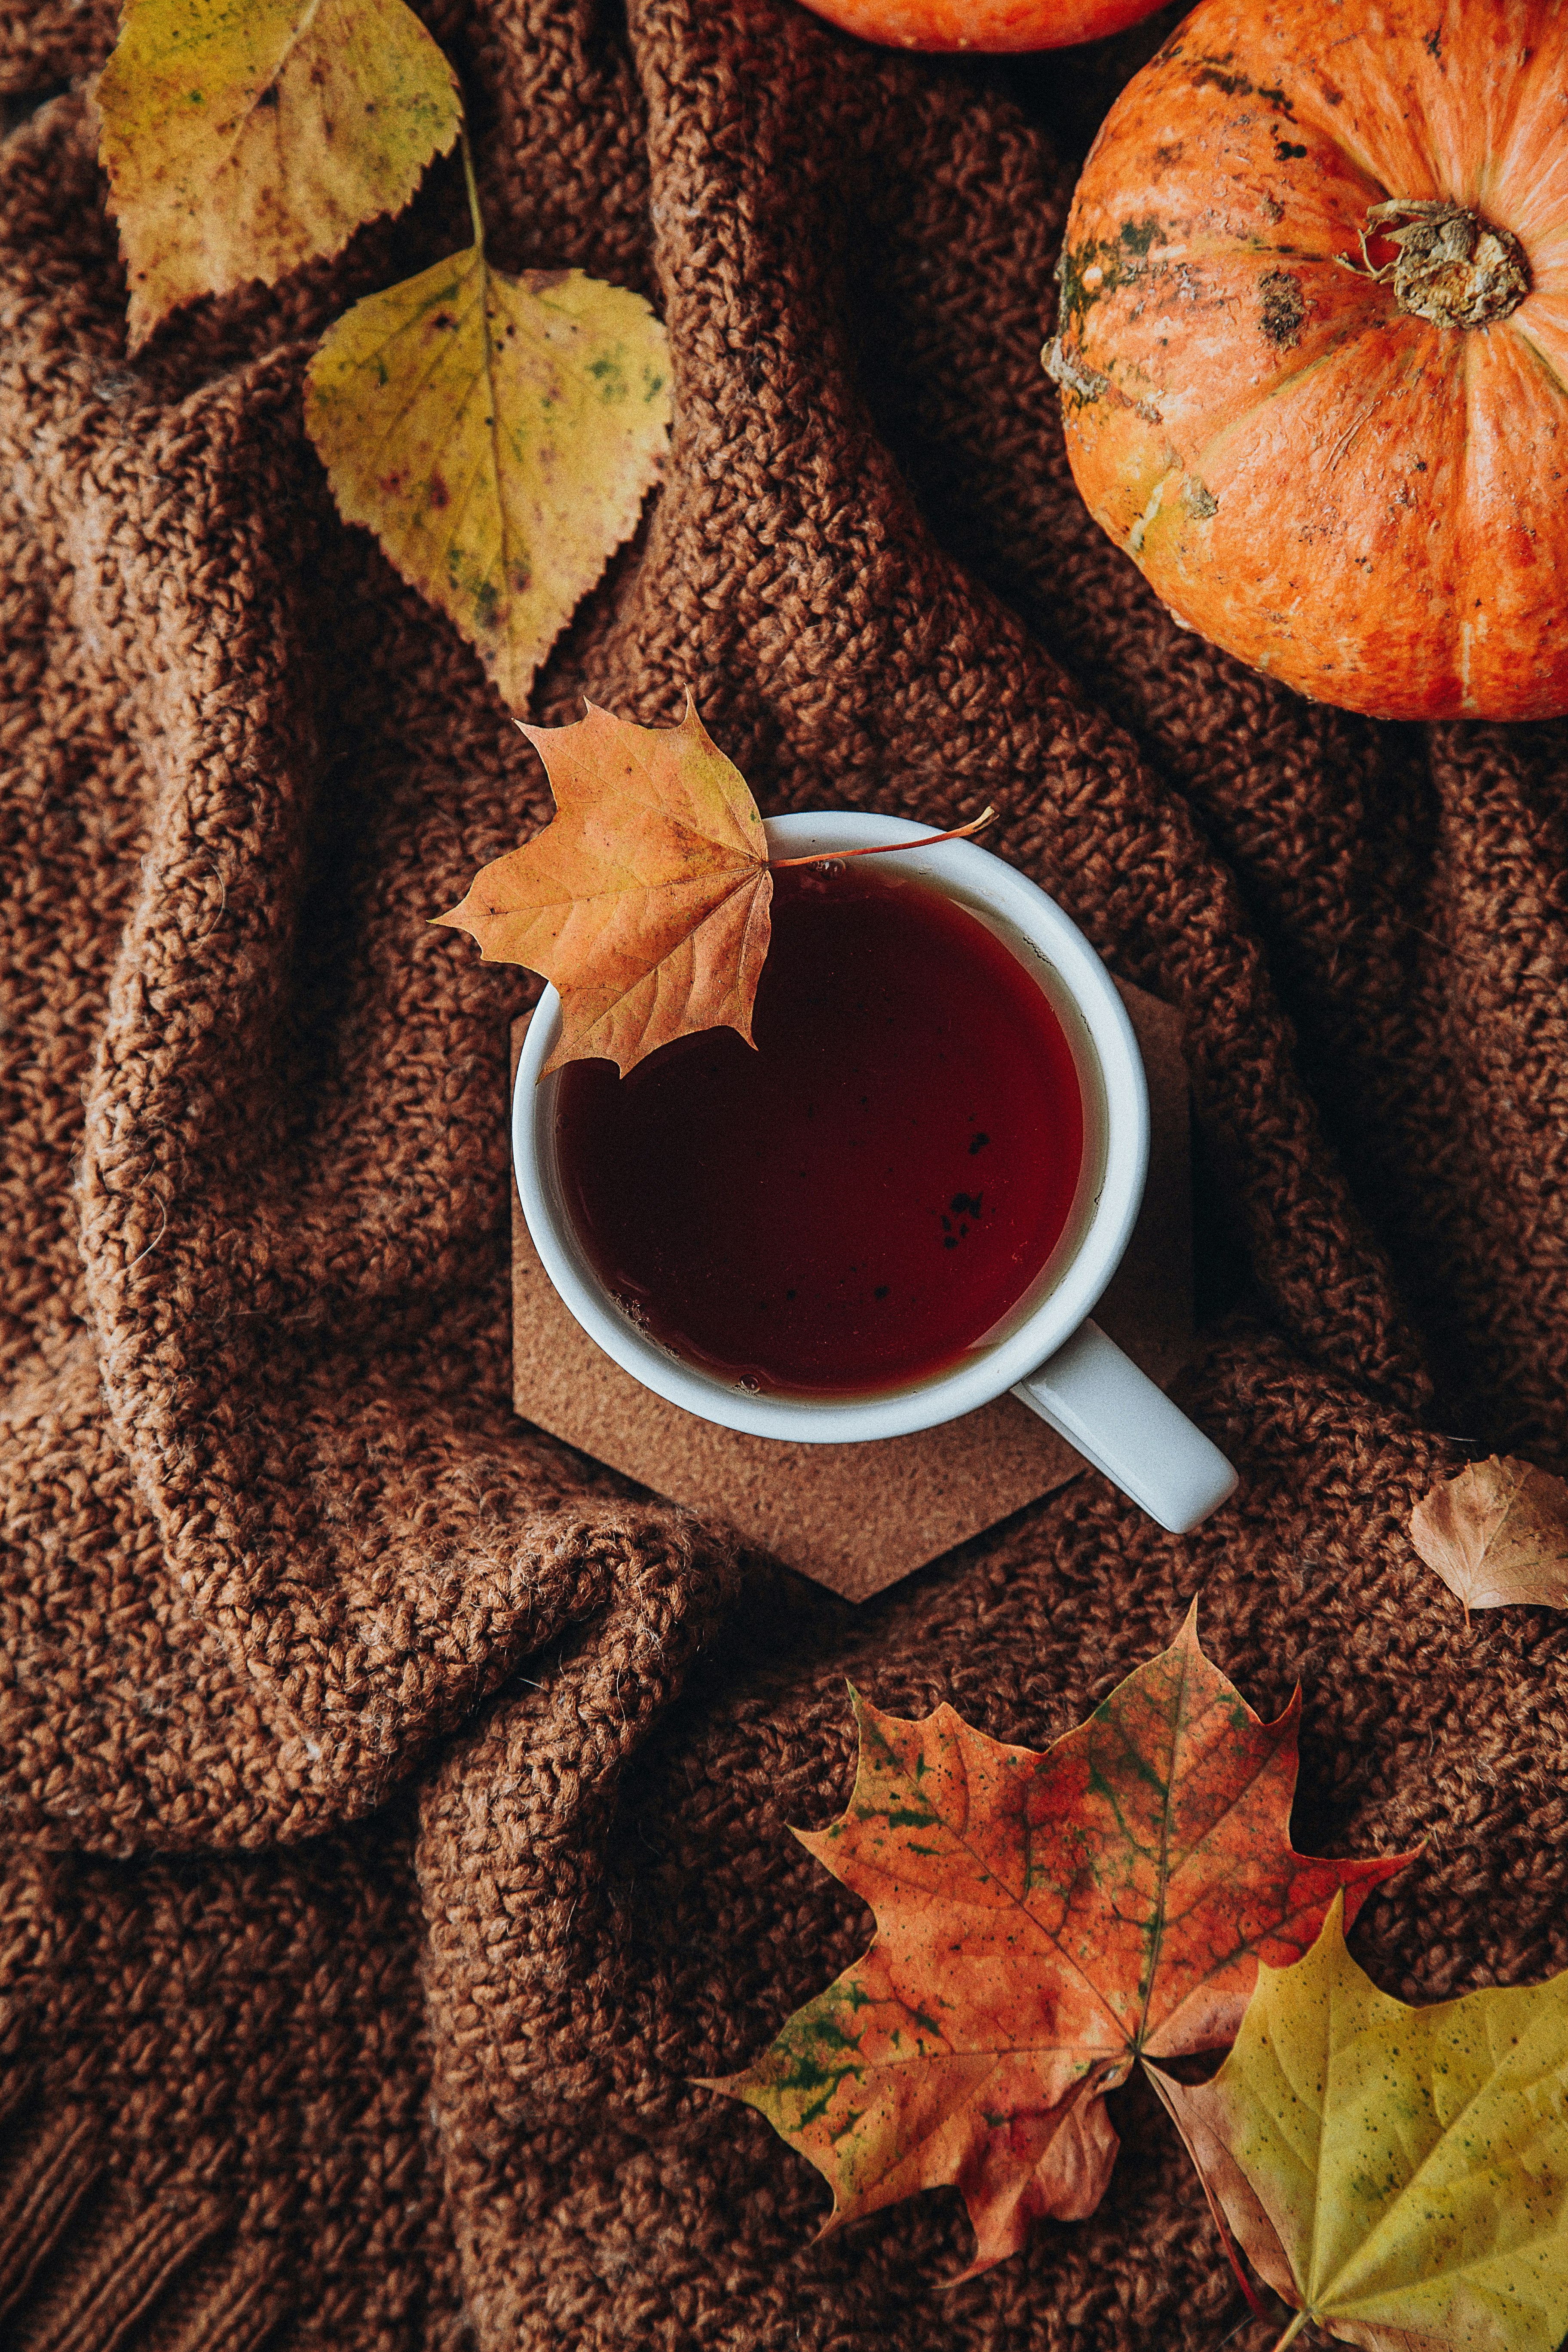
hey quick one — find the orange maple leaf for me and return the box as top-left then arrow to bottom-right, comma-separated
438,698 -> 772,1075
706,1607 -> 1417,2279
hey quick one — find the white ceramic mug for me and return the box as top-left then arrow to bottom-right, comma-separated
513,812 -> 1237,1534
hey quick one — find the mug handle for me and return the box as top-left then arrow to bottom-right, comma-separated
1011,1319 -> 1237,1534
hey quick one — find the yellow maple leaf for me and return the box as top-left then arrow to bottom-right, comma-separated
98,0 -> 462,348
1160,1896 -> 1568,2352
437,700 -> 771,1076
304,252 -> 671,713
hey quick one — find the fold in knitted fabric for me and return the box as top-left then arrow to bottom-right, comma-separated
3,1 -> 1566,2346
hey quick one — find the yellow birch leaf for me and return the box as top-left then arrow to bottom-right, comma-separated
1409,1455 -> 1568,1621
1159,1897 -> 1568,2352
97,0 -> 462,347
304,251 -> 671,712
437,699 -> 771,1076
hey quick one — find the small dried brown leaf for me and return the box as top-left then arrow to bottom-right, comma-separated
1409,1454 -> 1568,1617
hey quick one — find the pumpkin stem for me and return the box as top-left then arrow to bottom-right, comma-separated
1338,199 -> 1530,328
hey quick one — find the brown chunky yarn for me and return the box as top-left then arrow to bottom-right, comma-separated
3,2 -> 1567,2346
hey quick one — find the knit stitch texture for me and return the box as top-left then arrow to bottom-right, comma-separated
3,2 -> 1567,2346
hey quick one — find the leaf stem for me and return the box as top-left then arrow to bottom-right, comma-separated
459,122 -> 486,258
1182,2122 -> 1262,2316
1269,2311 -> 1311,2352
770,806 -> 998,870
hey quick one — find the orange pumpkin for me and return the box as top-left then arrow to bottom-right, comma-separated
793,0 -> 1166,52
1047,0 -> 1568,720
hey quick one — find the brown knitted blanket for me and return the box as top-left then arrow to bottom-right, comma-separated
4,2 -> 1566,2345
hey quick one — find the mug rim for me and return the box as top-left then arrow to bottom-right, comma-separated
513,811 -> 1150,1443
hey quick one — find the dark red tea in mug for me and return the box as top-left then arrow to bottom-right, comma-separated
553,863 -> 1087,1396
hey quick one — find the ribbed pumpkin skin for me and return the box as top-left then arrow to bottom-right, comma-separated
1050,0 -> 1568,720
793,0 -> 1165,52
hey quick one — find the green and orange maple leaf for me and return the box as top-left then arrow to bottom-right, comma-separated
707,1608 -> 1416,2278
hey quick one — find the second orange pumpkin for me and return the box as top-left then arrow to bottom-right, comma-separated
791,0 -> 1165,48
1047,0 -> 1568,720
